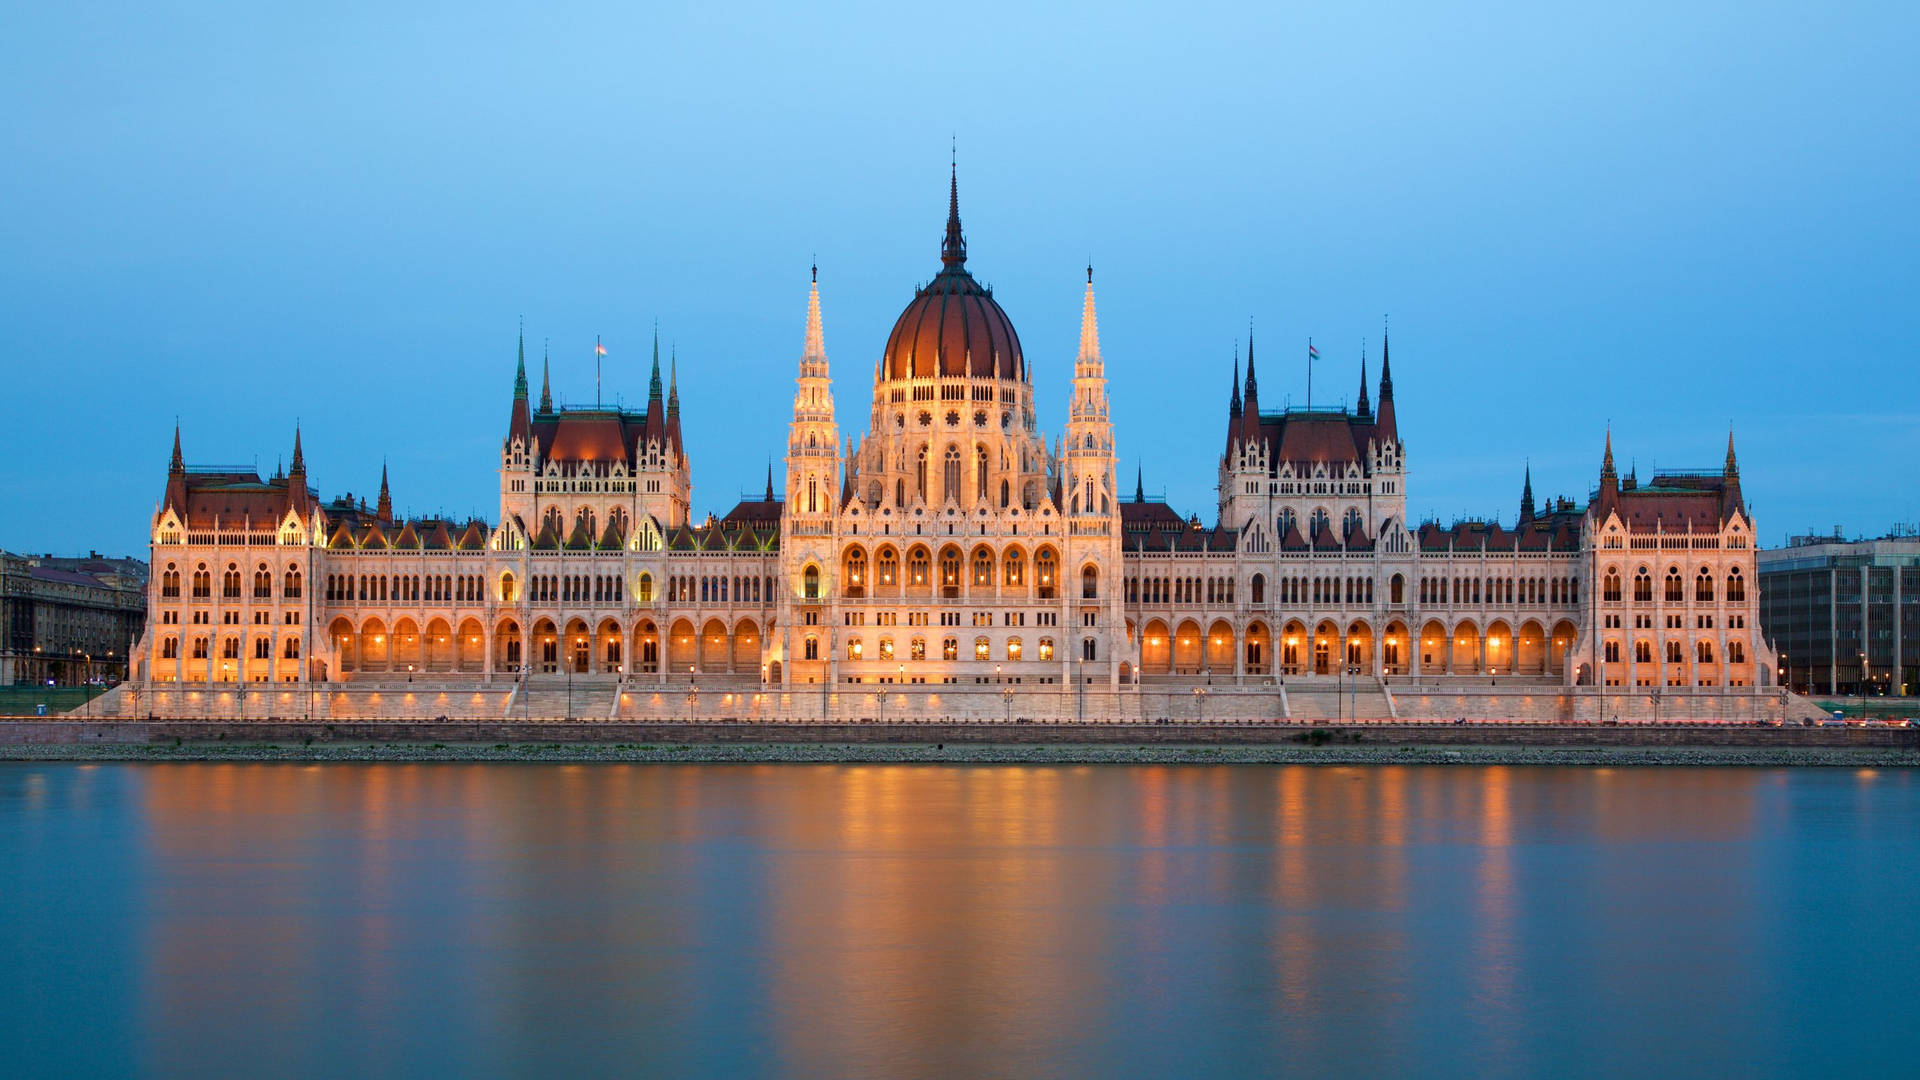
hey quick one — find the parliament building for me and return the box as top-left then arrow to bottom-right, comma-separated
128,172 -> 1782,719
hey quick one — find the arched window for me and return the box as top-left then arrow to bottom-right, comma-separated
1006,637 -> 1022,661
1251,574 -> 1266,605
1389,573 -> 1404,605
501,572 -> 517,604
1310,508 -> 1331,537
1036,549 -> 1058,599
161,564 -> 180,598
943,445 -> 962,503
910,636 -> 926,661
1633,568 -> 1653,603
1000,479 -> 1010,508
847,636 -> 863,660
908,547 -> 931,587
878,636 -> 894,661
1636,640 -> 1653,663
803,636 -> 818,660
916,447 -> 928,499
843,547 -> 868,597
284,566 -> 302,598
1342,508 -> 1364,540
976,446 -> 989,501
192,564 -> 211,598
971,548 -> 994,588
1603,568 -> 1622,602
1665,568 -> 1684,603
1696,568 -> 1714,603
1082,637 -> 1097,661
1726,567 -> 1746,602
1003,549 -> 1024,589
1729,640 -> 1746,663
942,637 -> 959,661
1081,564 -> 1099,599
974,636 -> 991,661
803,565 -> 820,600
1277,509 -> 1296,537
161,637 -> 179,659
253,563 -> 272,599
939,548 -> 962,595
283,637 -> 301,659
1038,637 -> 1054,661
223,564 -> 241,598
1697,640 -> 1715,663
876,547 -> 898,588
1666,640 -> 1684,663
637,573 -> 653,603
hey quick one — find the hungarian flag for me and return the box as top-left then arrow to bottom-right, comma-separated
595,340 -> 607,357
1307,342 -> 1320,360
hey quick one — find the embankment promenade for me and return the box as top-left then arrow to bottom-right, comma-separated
2,718 -> 1916,766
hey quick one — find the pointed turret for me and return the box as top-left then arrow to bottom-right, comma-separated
1243,329 -> 1259,407
1229,349 -> 1242,419
1723,429 -> 1745,516
538,343 -> 553,414
1519,464 -> 1536,525
1135,466 -> 1145,504
508,330 -> 532,445
375,461 -> 393,525
1597,429 -> 1619,516
666,348 -> 683,453
805,262 -> 826,364
1357,349 -> 1371,418
1373,328 -> 1398,445
648,326 -> 663,403
1077,264 -> 1100,363
941,162 -> 967,268
286,424 -> 311,518
765,462 -> 775,502
163,423 -> 188,518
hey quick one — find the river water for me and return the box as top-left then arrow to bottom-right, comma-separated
3,762 -> 1915,1078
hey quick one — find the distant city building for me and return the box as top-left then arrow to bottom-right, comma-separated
128,170 -> 1777,704
1,550 -> 148,686
1758,528 -> 1920,695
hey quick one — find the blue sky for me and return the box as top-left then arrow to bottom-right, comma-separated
3,1 -> 1915,556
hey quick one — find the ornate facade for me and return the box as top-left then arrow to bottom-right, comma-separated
130,171 -> 1779,708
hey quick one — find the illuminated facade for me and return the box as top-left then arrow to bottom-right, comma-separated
130,171 -> 1778,702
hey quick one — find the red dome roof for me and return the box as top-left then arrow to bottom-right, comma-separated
882,269 -> 1023,381
880,169 -> 1024,382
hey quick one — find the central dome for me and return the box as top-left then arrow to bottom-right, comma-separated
880,171 -> 1025,382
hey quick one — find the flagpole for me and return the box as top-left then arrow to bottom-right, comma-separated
596,334 -> 602,408
1307,337 -> 1313,409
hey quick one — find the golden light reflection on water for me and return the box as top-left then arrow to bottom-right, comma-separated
95,763 -> 1822,1075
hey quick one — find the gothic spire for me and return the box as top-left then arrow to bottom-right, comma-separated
376,460 -> 392,525
668,347 -> 680,417
169,422 -> 184,473
1373,323 -> 1398,444
765,462 -> 775,501
1229,346 -> 1242,418
805,265 -> 827,362
289,424 -> 305,476
1520,463 -> 1536,524
1243,326 -> 1258,402
1357,347 -> 1371,418
1724,429 -> 1739,477
649,324 -> 663,402
1602,428 -> 1616,480
1077,264 -> 1100,364
514,324 -> 528,400
941,160 -> 967,268
1135,465 -> 1145,503
539,342 -> 553,413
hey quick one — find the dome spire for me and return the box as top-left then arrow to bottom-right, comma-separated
941,154 -> 967,268
805,264 -> 827,362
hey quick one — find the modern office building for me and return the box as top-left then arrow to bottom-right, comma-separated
1759,529 -> 1920,695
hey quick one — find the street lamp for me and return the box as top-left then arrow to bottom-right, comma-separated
1192,685 -> 1207,724
1004,684 -> 1014,724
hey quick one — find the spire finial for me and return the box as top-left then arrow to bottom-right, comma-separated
170,421 -> 184,473
1725,428 -> 1739,477
290,423 -> 305,475
1244,322 -> 1258,402
1602,427 -> 1616,479
765,461 -> 775,501
1520,461 -> 1536,523
1135,465 -> 1144,504
941,152 -> 967,268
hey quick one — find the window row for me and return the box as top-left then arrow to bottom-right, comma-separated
1601,565 -> 1746,604
161,562 -> 303,601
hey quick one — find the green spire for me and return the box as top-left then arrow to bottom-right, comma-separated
649,323 -> 663,402
514,323 -> 528,400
